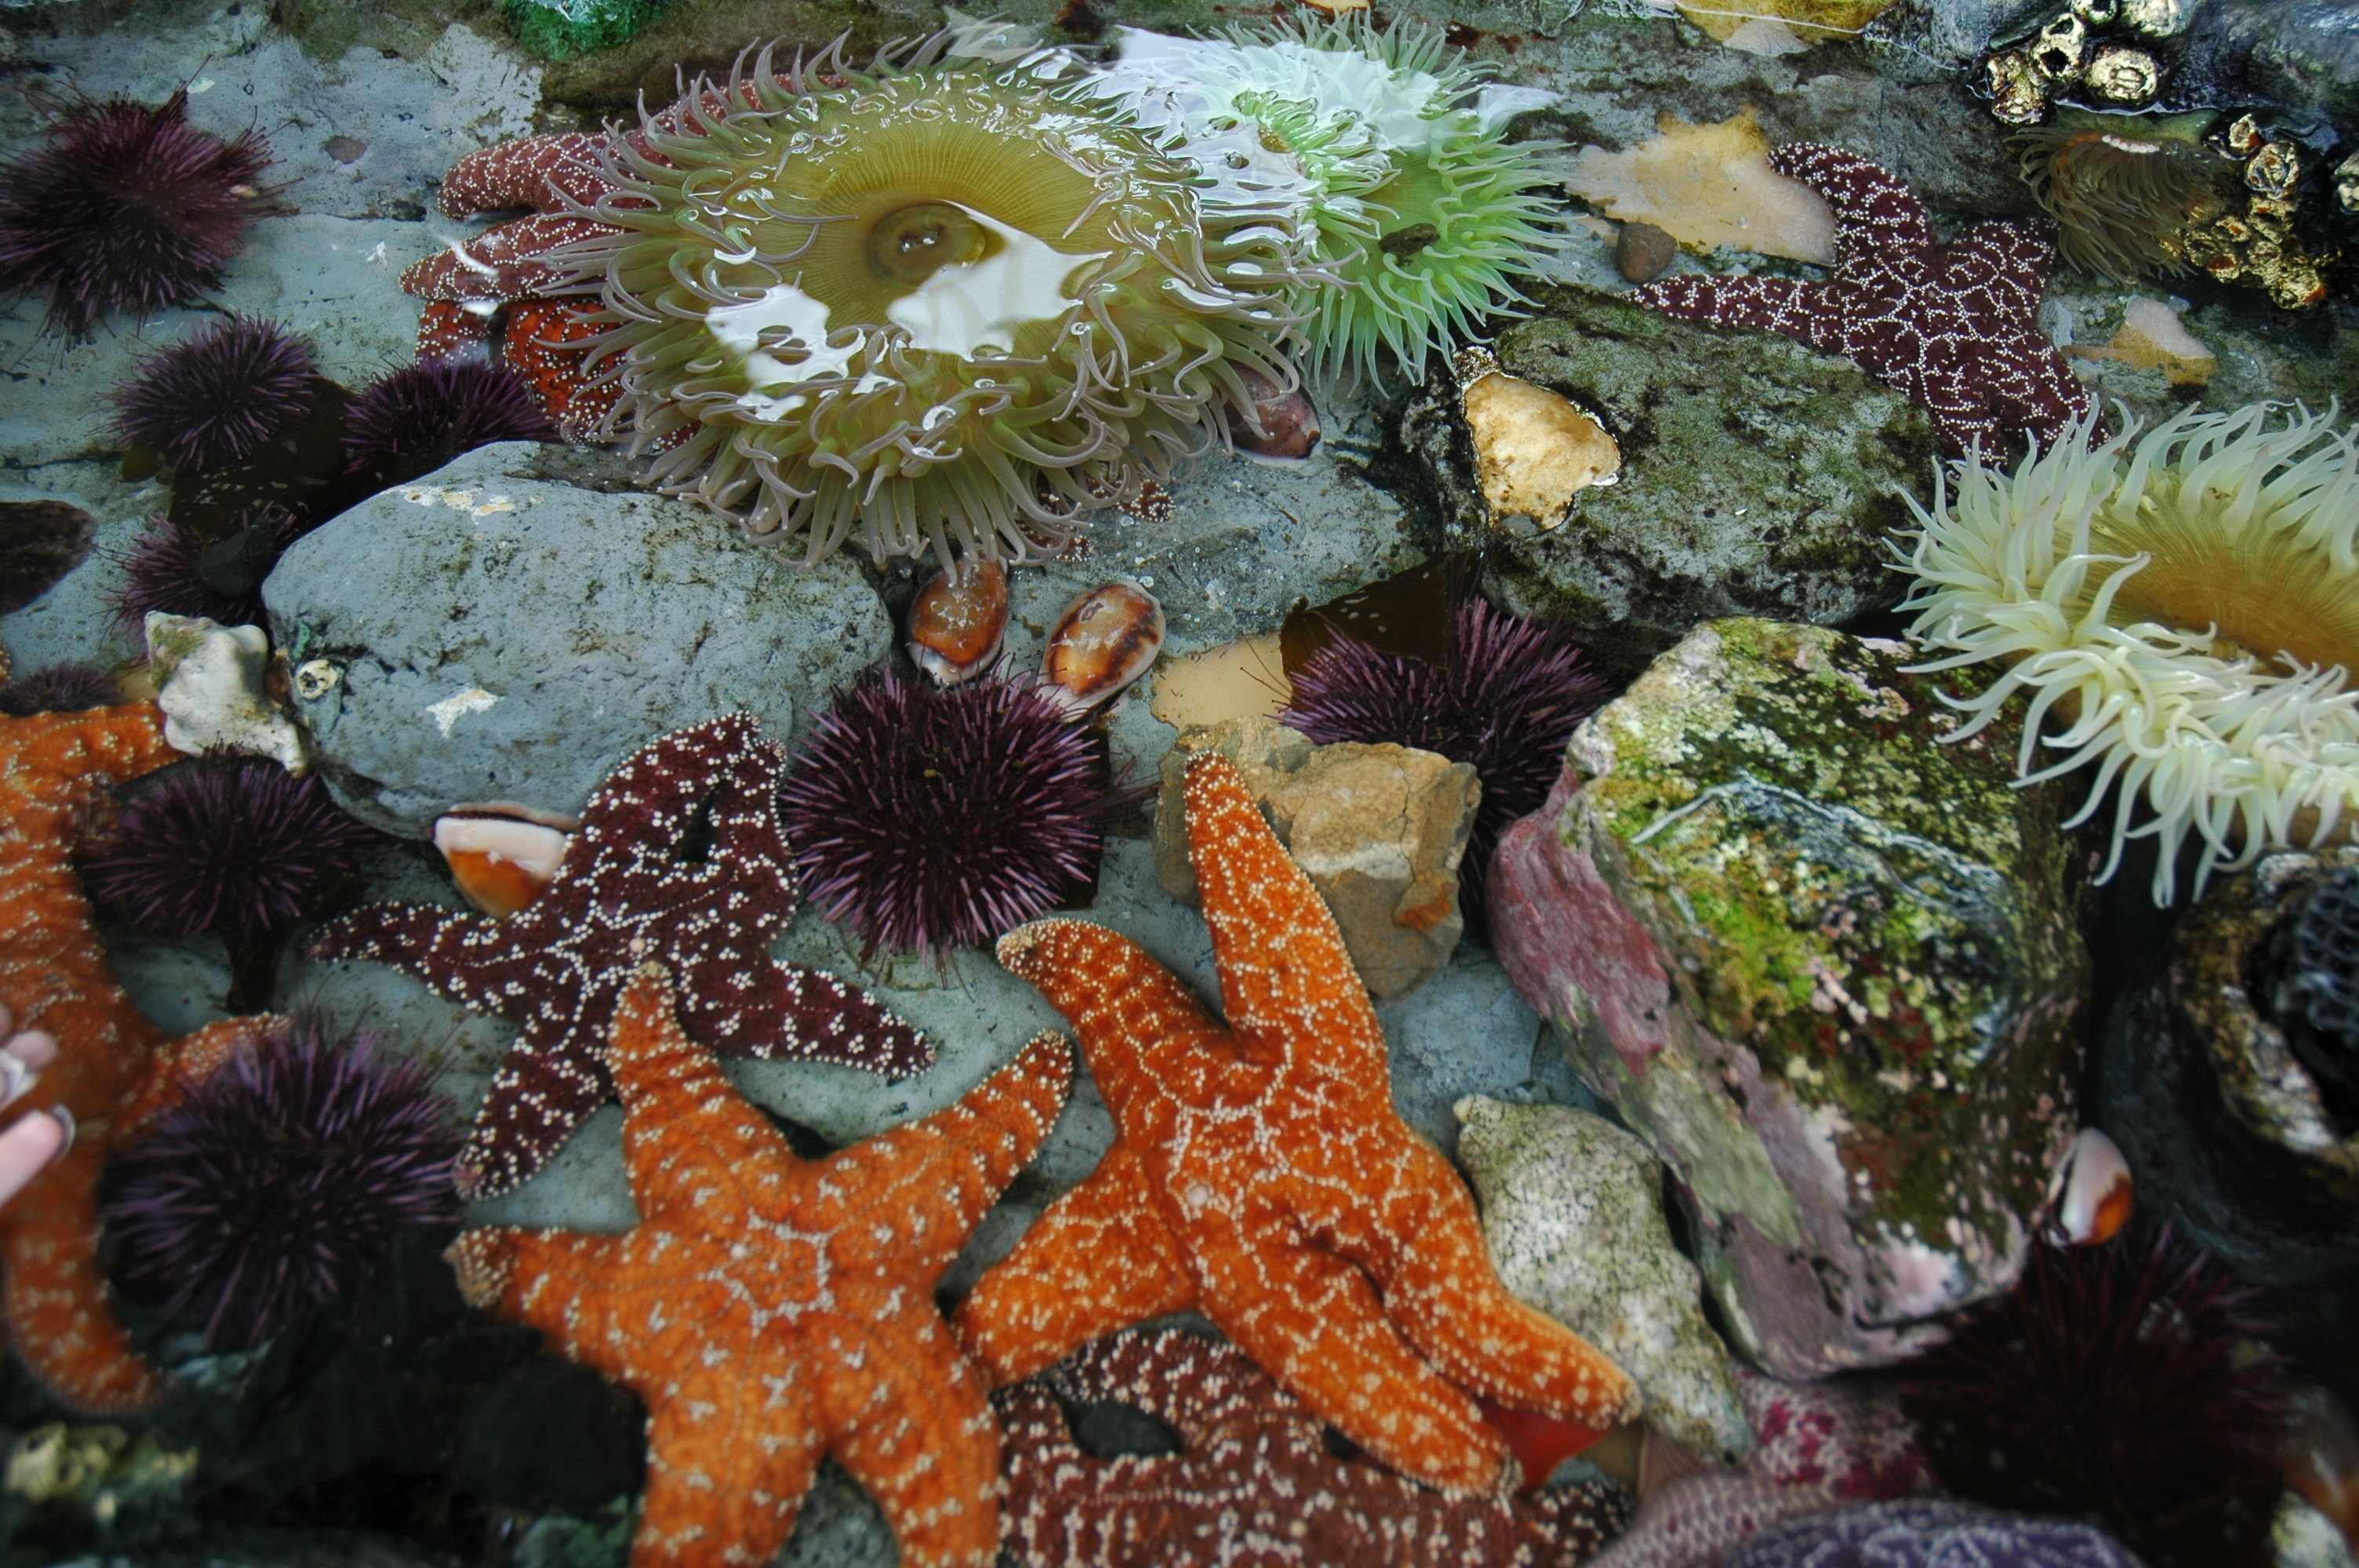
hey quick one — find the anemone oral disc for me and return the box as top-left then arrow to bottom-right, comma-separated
707,285 -> 866,419
885,204 -> 1107,358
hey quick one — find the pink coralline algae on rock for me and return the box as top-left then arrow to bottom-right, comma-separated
1627,143 -> 2095,459
1588,1367 -> 1934,1568
1487,619 -> 2088,1379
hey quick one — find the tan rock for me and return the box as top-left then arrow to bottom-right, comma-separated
1458,347 -> 1621,535
1154,716 -> 1478,1000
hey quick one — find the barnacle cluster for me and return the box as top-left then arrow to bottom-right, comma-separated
1901,402 -> 2359,902
568,34 -> 1305,567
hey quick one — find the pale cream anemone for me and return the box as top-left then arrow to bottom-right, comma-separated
1901,401 -> 2359,902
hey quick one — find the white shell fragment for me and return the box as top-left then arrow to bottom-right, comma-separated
1041,578 -> 1165,720
2050,1125 -> 2135,1247
144,613 -> 308,775
433,803 -> 579,919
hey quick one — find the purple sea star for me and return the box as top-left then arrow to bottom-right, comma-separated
311,713 -> 932,1197
1627,143 -> 2098,459
997,1328 -> 1636,1567
1587,1367 -> 1936,1568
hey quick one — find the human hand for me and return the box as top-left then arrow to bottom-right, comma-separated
0,1004 -> 72,1208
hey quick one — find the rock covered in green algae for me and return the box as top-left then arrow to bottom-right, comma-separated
1400,287 -> 1935,683
1454,1094 -> 1752,1465
1488,618 -> 2088,1379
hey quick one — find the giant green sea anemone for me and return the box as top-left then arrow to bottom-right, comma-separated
1095,17 -> 1565,388
1902,402 -> 2359,903
568,34 -> 1305,568
2009,108 -> 2230,283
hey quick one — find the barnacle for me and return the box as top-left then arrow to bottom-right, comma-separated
2009,107 -> 2230,282
1901,402 -> 2359,903
1096,16 -> 1566,388
567,34 -> 1305,568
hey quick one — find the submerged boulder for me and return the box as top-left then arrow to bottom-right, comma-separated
1490,619 -> 2088,1377
1401,288 -> 1932,683
262,441 -> 890,837
1456,1095 -> 1751,1464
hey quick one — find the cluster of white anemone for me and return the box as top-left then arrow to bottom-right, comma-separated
1900,401 -> 2359,903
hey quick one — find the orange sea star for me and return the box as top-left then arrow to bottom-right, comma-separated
958,750 -> 1640,1496
448,964 -> 1072,1568
0,684 -> 274,1411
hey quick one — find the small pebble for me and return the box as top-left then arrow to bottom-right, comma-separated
325,136 -> 368,165
1615,222 -> 1678,283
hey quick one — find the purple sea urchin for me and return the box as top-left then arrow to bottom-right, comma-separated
0,92 -> 271,339
104,504 -> 313,640
104,1022 -> 458,1349
79,754 -> 376,946
1282,597 -> 1604,913
1903,1224 -> 2281,1529
782,670 -> 1110,956
110,315 -> 322,475
1727,1498 -> 2147,1568
0,663 -> 121,717
342,358 -> 558,481
566,33 -> 1306,568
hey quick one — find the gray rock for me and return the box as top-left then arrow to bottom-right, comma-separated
1456,1096 -> 1752,1465
1489,619 -> 2089,1377
1403,288 -> 1935,683
1153,716 -> 1478,1000
262,441 -> 895,837
2095,849 -> 2359,1288
1,12 -> 537,221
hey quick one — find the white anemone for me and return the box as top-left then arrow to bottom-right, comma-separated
1900,401 -> 2359,903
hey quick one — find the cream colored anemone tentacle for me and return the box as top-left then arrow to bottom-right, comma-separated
1901,401 -> 2359,903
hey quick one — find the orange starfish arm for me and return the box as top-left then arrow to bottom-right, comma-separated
631,1364 -> 825,1568
994,920 -> 1262,1111
821,1312 -> 1001,1568
1184,753 -> 1388,1083
955,1140 -> 1198,1386
116,1016 -> 285,1135
816,1032 -> 1072,1283
5,702 -> 181,806
1192,1216 -> 1514,1496
1,1144 -> 167,1413
1358,1145 -> 1640,1435
605,966 -> 801,1222
448,1227 -> 656,1385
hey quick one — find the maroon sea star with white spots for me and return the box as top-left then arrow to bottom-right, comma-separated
311,714 -> 931,1198
998,1329 -> 1636,1567
1627,143 -> 2098,458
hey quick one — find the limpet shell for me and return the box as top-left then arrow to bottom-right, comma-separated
1041,579 -> 1164,720
908,558 -> 1009,687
